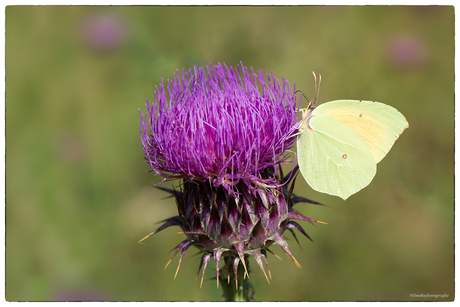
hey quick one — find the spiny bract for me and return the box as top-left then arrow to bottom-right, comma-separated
139,166 -> 325,287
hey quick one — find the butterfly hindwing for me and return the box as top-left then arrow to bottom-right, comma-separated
297,115 -> 376,200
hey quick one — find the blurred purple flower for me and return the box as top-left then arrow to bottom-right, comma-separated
385,34 -> 429,70
79,12 -> 129,53
52,131 -> 87,164
53,288 -> 108,302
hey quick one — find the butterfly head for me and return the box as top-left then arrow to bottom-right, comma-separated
297,72 -> 322,131
298,108 -> 314,132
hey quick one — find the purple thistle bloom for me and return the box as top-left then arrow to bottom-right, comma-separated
139,62 -> 325,294
140,62 -> 300,193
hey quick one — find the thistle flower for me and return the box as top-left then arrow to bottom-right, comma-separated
139,62 -> 325,298
140,62 -> 299,192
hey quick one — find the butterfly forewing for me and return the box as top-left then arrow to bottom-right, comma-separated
312,100 -> 409,163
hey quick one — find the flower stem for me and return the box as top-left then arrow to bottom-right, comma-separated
220,256 -> 254,302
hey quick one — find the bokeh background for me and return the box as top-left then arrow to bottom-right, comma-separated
5,5 -> 454,301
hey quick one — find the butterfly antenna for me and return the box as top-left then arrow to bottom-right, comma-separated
311,72 -> 317,107
317,73 -> 322,102
312,71 -> 322,108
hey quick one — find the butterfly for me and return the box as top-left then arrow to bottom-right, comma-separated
297,73 -> 409,200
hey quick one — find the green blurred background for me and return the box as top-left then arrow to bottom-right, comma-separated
5,5 -> 454,301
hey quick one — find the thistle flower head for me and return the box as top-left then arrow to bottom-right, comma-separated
140,62 -> 300,192
139,62 -> 325,289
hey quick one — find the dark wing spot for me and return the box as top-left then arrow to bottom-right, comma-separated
342,154 -> 347,159
359,113 -> 363,117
